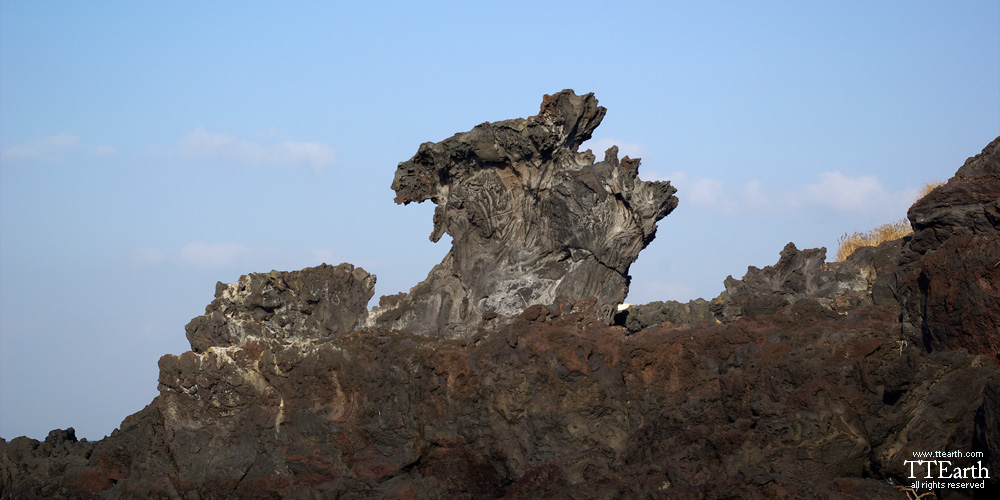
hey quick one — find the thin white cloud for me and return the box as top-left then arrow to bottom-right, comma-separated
133,243 -> 344,270
93,145 -> 117,157
1,134 -> 81,162
629,280 -> 698,303
133,247 -> 167,266
798,171 -> 886,212
579,137 -> 647,160
1,135 -> 119,162
651,169 -> 920,219
307,248 -> 339,265
178,242 -> 249,268
175,127 -> 336,170
739,179 -> 768,209
688,177 -> 737,212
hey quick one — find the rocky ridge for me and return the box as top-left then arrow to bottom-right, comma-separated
368,90 -> 677,333
1,94 -> 997,499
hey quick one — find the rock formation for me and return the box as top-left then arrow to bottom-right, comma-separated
618,238 -> 903,331
2,94 -> 997,499
184,263 -> 375,352
896,136 -> 1000,359
368,90 -> 678,333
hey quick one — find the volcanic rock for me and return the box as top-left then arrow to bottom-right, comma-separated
367,90 -> 678,334
712,242 -> 881,322
618,298 -> 716,332
184,263 -> 375,352
619,238 -> 903,332
2,102 -> 997,500
896,136 -> 1000,359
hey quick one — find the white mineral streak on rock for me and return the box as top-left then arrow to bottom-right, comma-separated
372,90 -> 678,334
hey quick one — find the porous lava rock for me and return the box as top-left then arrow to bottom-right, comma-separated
618,298 -> 716,332
6,293 -> 995,499
2,110 -> 997,499
367,90 -> 678,334
619,237 -> 904,331
712,242 -> 881,322
185,263 -> 375,352
896,137 -> 1000,360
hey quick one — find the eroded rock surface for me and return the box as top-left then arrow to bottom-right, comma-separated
6,293 -> 996,499
368,90 -> 678,333
896,137 -> 1000,360
710,240 -> 901,322
185,263 -> 375,352
620,238 -> 904,331
3,117 -> 998,498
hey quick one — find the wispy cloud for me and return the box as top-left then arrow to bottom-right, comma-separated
134,243 -> 342,270
650,169 -> 920,219
629,280 -> 698,303
797,171 -> 898,212
132,247 -> 168,266
178,242 -> 250,268
0,134 -> 118,162
175,127 -> 336,171
93,145 -> 118,157
579,137 -> 647,160
1,134 -> 81,162
307,248 -> 339,265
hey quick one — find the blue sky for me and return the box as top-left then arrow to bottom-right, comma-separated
1,1 -> 997,441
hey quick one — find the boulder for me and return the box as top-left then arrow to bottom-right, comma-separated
185,263 -> 375,352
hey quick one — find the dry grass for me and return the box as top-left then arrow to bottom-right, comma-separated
835,179 -> 948,261
916,179 -> 946,201
836,219 -> 913,261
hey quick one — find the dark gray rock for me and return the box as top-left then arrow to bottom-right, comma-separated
184,263 -> 375,352
367,90 -> 678,334
956,136 -> 1000,178
709,242 -> 889,322
5,105 -> 999,500
896,136 -> 1000,359
618,298 -> 716,333
0,428 -> 103,498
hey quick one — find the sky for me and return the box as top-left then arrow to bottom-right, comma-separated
1,1 -> 997,441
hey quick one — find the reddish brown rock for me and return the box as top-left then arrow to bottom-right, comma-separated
897,137 -> 1000,360
3,126 -> 997,500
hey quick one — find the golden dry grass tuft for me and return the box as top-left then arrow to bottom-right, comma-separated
916,179 -> 946,201
836,219 -> 913,262
835,179 -> 948,261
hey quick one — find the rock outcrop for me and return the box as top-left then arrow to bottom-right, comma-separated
185,263 -> 376,352
896,137 -> 1000,360
619,238 -> 904,331
368,90 -> 678,333
710,240 -> 902,323
2,94 -> 997,499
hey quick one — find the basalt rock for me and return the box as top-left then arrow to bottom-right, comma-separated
712,243 -> 865,322
6,292 -> 996,499
367,90 -> 678,334
896,136 -> 1000,360
185,263 -> 375,352
617,241 -> 904,332
0,429 -> 97,498
4,113 -> 999,500
618,298 -> 716,333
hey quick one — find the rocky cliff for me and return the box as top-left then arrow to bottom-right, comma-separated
2,94 -> 997,500
896,136 -> 1000,359
368,90 -> 677,333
